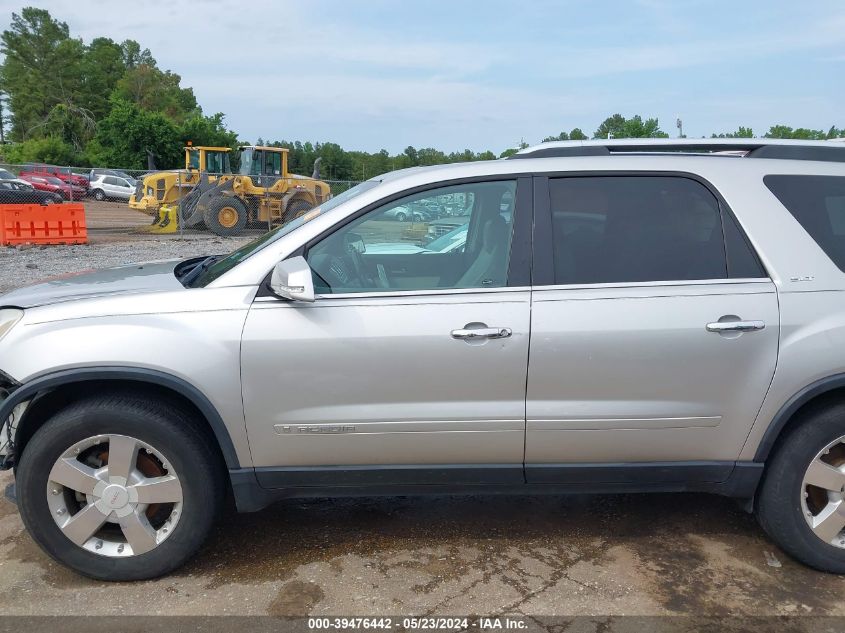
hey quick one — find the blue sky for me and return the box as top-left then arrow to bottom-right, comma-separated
35,0 -> 845,153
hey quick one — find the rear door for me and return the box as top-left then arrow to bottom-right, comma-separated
525,174 -> 779,483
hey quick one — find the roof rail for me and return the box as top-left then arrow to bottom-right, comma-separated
510,138 -> 845,163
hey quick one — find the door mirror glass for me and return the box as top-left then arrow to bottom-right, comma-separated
269,256 -> 315,302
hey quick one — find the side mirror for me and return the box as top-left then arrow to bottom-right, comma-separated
269,256 -> 315,302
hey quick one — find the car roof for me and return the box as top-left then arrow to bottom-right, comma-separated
365,155 -> 844,203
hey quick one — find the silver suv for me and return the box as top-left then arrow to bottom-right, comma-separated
1,139 -> 845,581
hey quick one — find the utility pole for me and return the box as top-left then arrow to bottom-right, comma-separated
676,117 -> 684,138
0,93 -> 6,145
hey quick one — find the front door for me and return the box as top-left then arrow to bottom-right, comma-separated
525,174 -> 779,482
241,177 -> 532,488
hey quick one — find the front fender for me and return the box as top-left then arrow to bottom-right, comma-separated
0,367 -> 243,469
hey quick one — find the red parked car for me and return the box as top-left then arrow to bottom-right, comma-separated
18,164 -> 89,191
18,174 -> 86,200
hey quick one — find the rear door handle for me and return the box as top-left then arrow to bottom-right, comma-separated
705,320 -> 765,333
451,327 -> 512,340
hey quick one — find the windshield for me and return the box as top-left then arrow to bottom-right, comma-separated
206,151 -> 229,174
190,180 -> 383,287
239,147 -> 256,176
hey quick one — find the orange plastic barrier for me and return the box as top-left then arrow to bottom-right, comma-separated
0,203 -> 87,246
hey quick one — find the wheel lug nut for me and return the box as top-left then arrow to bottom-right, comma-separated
51,489 -> 59,495
95,540 -> 103,550
117,544 -> 124,553
56,508 -> 65,516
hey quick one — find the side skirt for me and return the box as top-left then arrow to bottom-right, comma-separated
228,461 -> 764,513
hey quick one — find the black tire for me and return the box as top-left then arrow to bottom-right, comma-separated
93,189 -> 105,201
203,197 -> 248,236
283,199 -> 313,224
394,211 -> 407,222
757,402 -> 845,573
16,393 -> 224,581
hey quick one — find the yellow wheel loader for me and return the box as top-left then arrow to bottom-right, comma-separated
180,146 -> 331,236
128,146 -> 232,217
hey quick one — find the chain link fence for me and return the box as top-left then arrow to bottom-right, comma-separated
0,161 -> 362,240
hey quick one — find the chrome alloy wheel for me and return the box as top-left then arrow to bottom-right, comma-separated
801,435 -> 845,547
46,434 -> 183,557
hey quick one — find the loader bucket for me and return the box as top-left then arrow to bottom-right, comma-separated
179,172 -> 219,228
146,205 -> 178,234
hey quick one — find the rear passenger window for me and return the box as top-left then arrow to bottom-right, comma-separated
549,176 -> 728,284
765,176 -> 845,272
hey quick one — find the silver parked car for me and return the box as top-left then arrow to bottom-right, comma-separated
88,174 -> 136,201
2,138 -> 845,580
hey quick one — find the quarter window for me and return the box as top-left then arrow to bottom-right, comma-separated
764,175 -> 845,272
307,181 -> 517,294
549,176 -> 729,285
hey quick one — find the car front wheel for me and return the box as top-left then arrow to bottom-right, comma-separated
16,394 -> 224,581
757,402 -> 845,573
93,189 -> 105,201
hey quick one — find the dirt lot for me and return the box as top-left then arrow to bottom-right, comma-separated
0,201 -> 844,625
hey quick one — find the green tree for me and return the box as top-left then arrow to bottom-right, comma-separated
79,37 -> 126,120
712,126 -> 754,138
119,39 -> 155,69
764,125 -> 830,140
3,135 -> 76,164
113,64 -> 198,121
0,8 -> 85,140
93,98 -> 180,169
594,114 -> 669,139
179,112 -> 238,149
543,131 -> 569,142
569,128 -> 588,140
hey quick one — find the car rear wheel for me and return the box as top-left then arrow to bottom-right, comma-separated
757,402 -> 845,572
16,394 -> 224,581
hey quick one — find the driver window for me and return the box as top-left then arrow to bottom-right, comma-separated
306,180 -> 517,294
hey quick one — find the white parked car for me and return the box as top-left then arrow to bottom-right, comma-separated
89,174 -> 136,201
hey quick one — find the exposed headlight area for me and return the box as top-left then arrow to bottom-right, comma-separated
0,368 -> 20,469
0,308 -> 23,343
0,369 -> 16,399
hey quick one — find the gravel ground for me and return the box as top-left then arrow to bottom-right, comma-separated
0,237 -> 251,294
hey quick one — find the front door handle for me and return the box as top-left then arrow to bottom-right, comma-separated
451,327 -> 512,340
706,320 -> 765,333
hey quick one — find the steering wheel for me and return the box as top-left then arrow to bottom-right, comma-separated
345,245 -> 377,288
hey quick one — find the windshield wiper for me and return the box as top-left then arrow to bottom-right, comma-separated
182,255 -> 224,287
